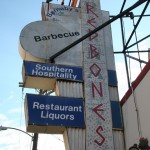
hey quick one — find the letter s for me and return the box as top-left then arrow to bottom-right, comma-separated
70,115 -> 74,120
94,126 -> 105,146
35,64 -> 41,70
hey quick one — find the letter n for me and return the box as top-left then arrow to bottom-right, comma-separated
92,82 -> 103,97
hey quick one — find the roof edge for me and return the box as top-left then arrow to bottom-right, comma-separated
120,59 -> 150,107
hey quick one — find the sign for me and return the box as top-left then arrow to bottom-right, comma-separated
42,3 -> 80,18
42,3 -> 82,66
81,0 -> 114,149
24,61 -> 83,81
22,61 -> 83,90
19,20 -> 80,59
25,94 -> 84,130
20,4 -> 82,66
19,3 -> 82,66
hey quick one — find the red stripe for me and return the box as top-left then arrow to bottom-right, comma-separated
120,59 -> 150,106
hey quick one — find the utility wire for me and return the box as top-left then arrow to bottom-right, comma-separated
51,135 -> 64,142
128,56 -> 142,138
132,17 -> 142,70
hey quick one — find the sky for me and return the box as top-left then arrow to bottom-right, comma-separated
0,0 -> 150,150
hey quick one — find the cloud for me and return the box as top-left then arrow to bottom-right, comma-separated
0,91 -> 16,105
6,91 -> 15,101
116,40 -> 148,100
0,130 -> 32,150
38,134 -> 65,150
0,127 -> 65,150
0,114 -> 7,120
116,61 -> 128,99
8,107 -> 23,114
0,111 -> 65,150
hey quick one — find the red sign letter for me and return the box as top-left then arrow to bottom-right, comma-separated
88,29 -> 98,41
92,82 -> 103,97
86,2 -> 98,18
93,103 -> 105,121
89,44 -> 99,59
89,63 -> 101,77
94,126 -> 105,146
87,18 -> 97,28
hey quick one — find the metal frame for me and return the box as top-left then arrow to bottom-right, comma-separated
114,0 -> 150,87
49,0 -> 150,88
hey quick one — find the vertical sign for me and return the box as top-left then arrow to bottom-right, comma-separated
81,0 -> 114,149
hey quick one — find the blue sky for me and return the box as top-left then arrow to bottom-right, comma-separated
0,0 -> 150,149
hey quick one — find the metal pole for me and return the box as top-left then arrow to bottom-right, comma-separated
32,133 -> 38,150
123,0 -> 150,52
119,0 -> 131,88
31,90 -> 44,150
114,50 -> 150,54
32,89 -> 44,150
126,34 -> 150,50
125,54 -> 147,64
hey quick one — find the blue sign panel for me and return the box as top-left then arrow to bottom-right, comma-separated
24,61 -> 83,81
26,94 -> 85,128
108,70 -> 118,87
111,101 -> 123,129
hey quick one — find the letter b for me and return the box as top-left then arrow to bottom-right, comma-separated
34,36 -> 41,42
51,34 -> 57,39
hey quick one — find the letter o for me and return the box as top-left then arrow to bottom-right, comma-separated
38,71 -> 43,76
60,114 -> 66,119
41,66 -> 47,70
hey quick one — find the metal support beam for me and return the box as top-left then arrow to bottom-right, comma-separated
114,50 -> 150,54
49,0 -> 148,62
126,35 -> 150,50
32,133 -> 38,150
110,14 -> 150,18
123,0 -> 150,52
125,54 -> 147,64
120,0 -> 126,13
119,0 -> 131,88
